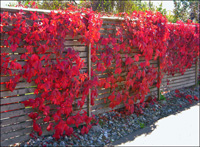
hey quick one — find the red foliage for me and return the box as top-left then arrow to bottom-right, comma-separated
163,21 -> 199,75
1,5 -> 199,139
175,90 -> 180,93
1,5 -> 101,139
194,96 -> 199,101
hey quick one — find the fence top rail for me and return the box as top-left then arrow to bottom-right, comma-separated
1,6 -> 53,13
1,6 -> 138,21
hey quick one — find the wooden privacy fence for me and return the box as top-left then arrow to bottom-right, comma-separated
0,7 -> 199,146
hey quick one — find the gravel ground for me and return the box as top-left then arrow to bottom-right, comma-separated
21,86 -> 199,147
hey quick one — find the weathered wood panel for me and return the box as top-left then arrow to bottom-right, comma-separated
161,66 -> 196,92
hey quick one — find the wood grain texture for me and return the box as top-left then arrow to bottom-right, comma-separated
1,88 -> 36,98
0,108 -> 33,119
87,44 -> 91,117
0,94 -> 37,105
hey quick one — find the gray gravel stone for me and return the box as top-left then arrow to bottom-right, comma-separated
47,136 -> 53,141
91,125 -> 102,132
168,109 -> 172,113
59,141 -> 65,147
47,144 -> 53,147
161,100 -> 167,105
53,142 -> 58,147
153,116 -> 158,120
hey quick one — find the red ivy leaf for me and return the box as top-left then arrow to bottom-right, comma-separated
175,90 -> 180,93
194,96 -> 199,101
43,116 -> 50,122
47,123 -> 53,131
134,54 -> 139,62
28,112 -> 38,119
115,68 -> 122,74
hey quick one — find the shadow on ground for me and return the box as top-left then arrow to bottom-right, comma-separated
111,123 -> 158,145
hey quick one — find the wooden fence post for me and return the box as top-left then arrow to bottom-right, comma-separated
157,57 -> 161,100
195,57 -> 199,86
195,25 -> 199,87
87,44 -> 91,117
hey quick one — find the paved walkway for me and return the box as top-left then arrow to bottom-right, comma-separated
112,104 -> 199,146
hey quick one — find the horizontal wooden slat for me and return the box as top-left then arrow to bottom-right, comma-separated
97,88 -> 110,94
1,134 -> 30,146
0,115 -> 30,127
1,47 -> 27,54
1,107 -> 78,134
1,68 -> 87,83
1,125 -> 54,146
94,97 -> 108,105
92,102 -> 110,110
162,79 -> 196,87
1,37 -> 85,47
162,75 -> 195,84
1,46 -> 86,54
163,71 -> 195,79
0,76 -> 25,83
1,103 -> 25,112
99,30 -> 115,34
2,39 -> 85,47
97,92 -> 110,99
103,20 -> 125,24
92,103 -> 124,115
1,124 -> 55,146
1,33 -> 83,40
93,89 -> 156,115
64,40 -> 85,46
149,86 -> 158,92
0,94 -> 37,105
1,101 -> 87,133
163,66 -> 195,77
95,65 -> 158,77
1,108 -> 33,120
2,53 -> 87,62
1,88 -> 36,98
95,85 -> 157,106
161,80 -> 195,89
162,73 -> 195,82
92,61 -> 158,71
1,57 -> 87,68
101,25 -> 116,29
1,52 -> 87,61
1,81 -> 36,91
1,122 -> 47,141
161,82 -> 195,92
0,101 -> 87,125
1,92 -> 83,106
1,120 -> 33,134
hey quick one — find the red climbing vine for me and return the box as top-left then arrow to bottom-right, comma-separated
1,5 -> 102,139
1,5 -> 199,139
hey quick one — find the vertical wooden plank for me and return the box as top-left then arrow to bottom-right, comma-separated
195,58 -> 199,86
157,57 -> 161,100
87,44 -> 91,117
195,25 -> 199,87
